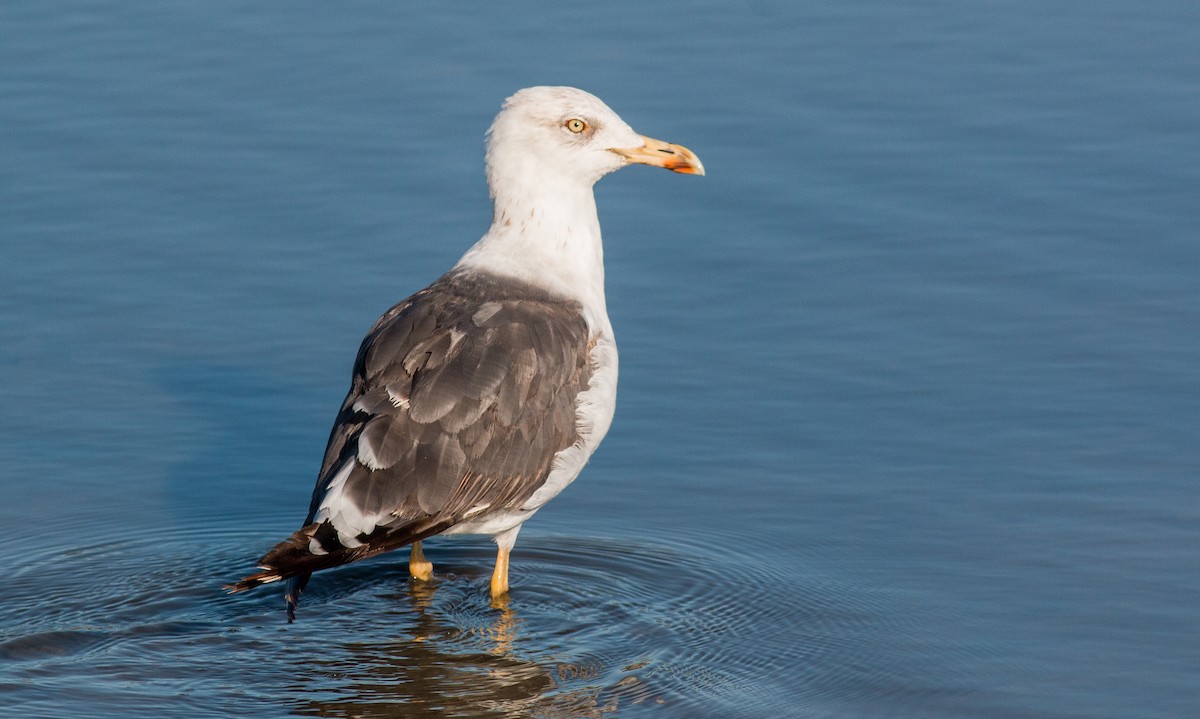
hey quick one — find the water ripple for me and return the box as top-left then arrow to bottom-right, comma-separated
0,523 -> 957,717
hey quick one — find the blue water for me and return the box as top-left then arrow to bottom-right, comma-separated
2,2 -> 1198,717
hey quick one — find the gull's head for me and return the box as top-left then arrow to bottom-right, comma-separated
485,86 -> 704,192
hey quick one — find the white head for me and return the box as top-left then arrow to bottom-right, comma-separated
458,86 -> 702,321
485,86 -> 704,194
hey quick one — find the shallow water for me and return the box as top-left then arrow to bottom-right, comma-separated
2,1 -> 1198,717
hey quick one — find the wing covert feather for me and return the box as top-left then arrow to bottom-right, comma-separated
302,271 -> 592,544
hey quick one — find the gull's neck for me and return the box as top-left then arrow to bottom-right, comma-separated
455,172 -> 609,331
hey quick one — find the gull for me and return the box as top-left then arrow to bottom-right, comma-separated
228,86 -> 703,620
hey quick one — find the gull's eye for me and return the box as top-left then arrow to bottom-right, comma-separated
564,118 -> 588,134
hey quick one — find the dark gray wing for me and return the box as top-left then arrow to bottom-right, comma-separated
230,270 -> 592,588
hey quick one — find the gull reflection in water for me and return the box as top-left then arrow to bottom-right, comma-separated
288,575 -> 628,719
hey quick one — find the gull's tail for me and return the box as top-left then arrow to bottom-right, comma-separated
225,518 -> 451,621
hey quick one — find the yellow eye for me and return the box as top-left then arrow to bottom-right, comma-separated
565,118 -> 588,134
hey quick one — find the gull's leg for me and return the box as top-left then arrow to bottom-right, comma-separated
490,545 -> 510,599
490,525 -> 522,601
409,540 -> 433,582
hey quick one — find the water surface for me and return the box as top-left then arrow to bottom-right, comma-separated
2,2 -> 1198,717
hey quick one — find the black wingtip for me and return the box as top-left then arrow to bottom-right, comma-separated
285,587 -> 298,623
284,575 -> 304,623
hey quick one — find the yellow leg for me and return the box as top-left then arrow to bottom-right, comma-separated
409,540 -> 433,582
490,544 -> 510,600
